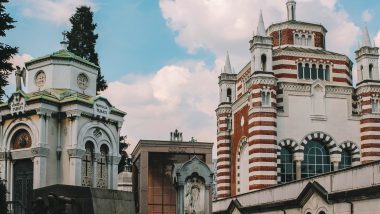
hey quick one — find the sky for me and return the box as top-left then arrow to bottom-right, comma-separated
3,0 -> 380,154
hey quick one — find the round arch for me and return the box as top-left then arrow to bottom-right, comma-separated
78,121 -> 117,156
299,131 -> 338,155
235,136 -> 249,194
3,118 -> 39,151
338,141 -> 360,165
277,139 -> 298,182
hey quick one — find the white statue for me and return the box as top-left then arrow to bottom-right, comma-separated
15,66 -> 26,91
184,176 -> 205,214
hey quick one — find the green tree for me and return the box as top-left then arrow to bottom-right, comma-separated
0,0 -> 18,101
66,6 -> 107,93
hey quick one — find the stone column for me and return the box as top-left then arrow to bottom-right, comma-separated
293,152 -> 304,180
67,149 -> 85,186
110,156 -> 121,190
36,111 -> 47,147
331,153 -> 341,171
176,186 -> 184,214
31,147 -> 49,188
0,152 -> 5,180
139,151 -> 149,214
93,153 -> 100,188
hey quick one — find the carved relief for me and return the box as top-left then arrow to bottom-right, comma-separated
34,70 -> 46,88
77,73 -> 89,90
184,175 -> 206,214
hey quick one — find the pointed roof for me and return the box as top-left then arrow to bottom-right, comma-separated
223,51 -> 232,73
362,25 -> 372,47
257,10 -> 266,36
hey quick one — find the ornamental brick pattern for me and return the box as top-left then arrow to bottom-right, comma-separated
247,78 -> 278,191
216,106 -> 232,198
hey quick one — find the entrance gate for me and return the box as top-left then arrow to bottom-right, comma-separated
13,159 -> 33,214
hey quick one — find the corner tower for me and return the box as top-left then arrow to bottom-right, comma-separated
247,11 -> 277,190
216,53 -> 236,198
356,26 -> 380,163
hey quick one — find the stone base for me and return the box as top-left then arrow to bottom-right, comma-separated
33,184 -> 135,214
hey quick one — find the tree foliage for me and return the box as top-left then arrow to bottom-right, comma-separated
0,0 -> 18,101
66,6 -> 107,93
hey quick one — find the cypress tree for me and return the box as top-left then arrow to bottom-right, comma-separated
0,0 -> 18,101
66,6 -> 107,93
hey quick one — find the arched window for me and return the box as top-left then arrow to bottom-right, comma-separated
302,35 -> 306,46
261,54 -> 267,71
325,65 -> 330,81
295,34 -> 299,45
360,65 -> 364,81
237,141 -> 249,194
369,64 -> 374,80
339,149 -> 352,169
82,142 -> 95,187
319,211 -> 326,214
298,63 -> 304,79
261,90 -> 271,107
304,63 -> 310,80
301,141 -> 331,178
97,144 -> 109,188
280,147 -> 295,183
311,64 -> 317,80
227,88 -> 232,102
372,98 -> 379,113
308,35 -> 312,46
318,64 -> 324,80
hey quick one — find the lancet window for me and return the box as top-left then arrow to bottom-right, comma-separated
97,144 -> 109,188
261,88 -> 271,107
82,141 -> 95,187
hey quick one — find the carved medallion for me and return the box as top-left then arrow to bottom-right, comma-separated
34,70 -> 46,88
77,73 -> 89,90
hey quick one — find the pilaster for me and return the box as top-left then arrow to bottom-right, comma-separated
67,148 -> 85,185
31,147 -> 49,188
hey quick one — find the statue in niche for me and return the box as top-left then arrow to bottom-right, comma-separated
184,175 -> 205,214
15,66 -> 26,91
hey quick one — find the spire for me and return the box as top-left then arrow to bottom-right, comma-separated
223,51 -> 232,73
257,10 -> 266,36
362,25 -> 372,47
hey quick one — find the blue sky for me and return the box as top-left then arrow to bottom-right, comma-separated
4,0 -> 380,152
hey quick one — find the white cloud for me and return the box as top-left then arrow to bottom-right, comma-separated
362,10 -> 373,22
160,0 -> 360,66
100,61 -> 218,154
17,0 -> 96,25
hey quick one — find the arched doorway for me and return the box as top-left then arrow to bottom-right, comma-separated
13,159 -> 33,214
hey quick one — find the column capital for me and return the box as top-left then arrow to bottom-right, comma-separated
67,148 -> 85,158
66,110 -> 82,119
31,147 -> 50,157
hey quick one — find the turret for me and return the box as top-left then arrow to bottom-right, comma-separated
250,11 -> 273,74
356,26 -> 379,83
218,52 -> 236,103
286,0 -> 296,21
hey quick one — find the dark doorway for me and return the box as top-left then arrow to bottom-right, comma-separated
13,159 -> 33,214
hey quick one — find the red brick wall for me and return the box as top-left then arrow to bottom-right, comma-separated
270,28 -> 325,49
231,105 -> 249,196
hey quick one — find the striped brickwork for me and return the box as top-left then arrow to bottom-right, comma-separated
272,54 -> 352,86
216,105 -> 232,198
357,86 -> 380,163
247,77 -> 278,190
